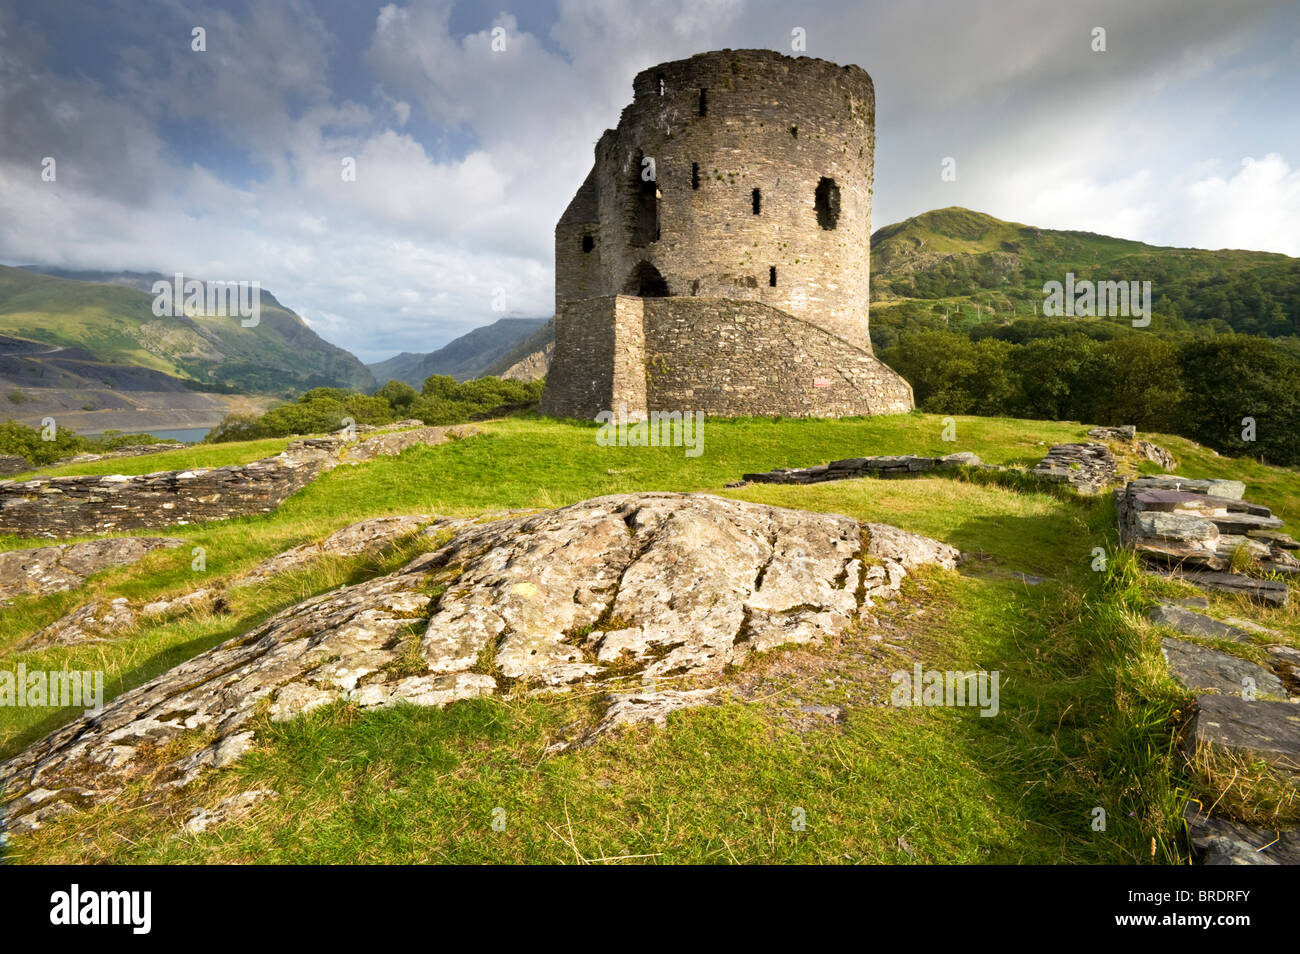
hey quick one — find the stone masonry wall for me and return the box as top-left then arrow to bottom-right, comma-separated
0,440 -> 338,539
643,298 -> 911,416
557,49 -> 876,349
541,295 -> 913,419
541,296 -> 648,418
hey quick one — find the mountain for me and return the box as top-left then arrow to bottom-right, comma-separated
869,207 -> 1300,338
0,265 -> 374,396
368,317 -> 549,387
482,318 -> 554,380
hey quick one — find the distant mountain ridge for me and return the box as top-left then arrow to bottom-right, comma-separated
0,265 -> 373,396
368,317 -> 549,387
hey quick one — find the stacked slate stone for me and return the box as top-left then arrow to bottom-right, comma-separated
741,452 -> 982,485
1087,424 -> 1176,470
1116,476 -> 1297,606
0,454 -> 31,477
0,438 -> 342,539
1031,443 -> 1118,494
1119,475 -> 1300,864
0,424 -> 478,539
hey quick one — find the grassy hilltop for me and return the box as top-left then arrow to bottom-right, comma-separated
2,412 -> 1297,864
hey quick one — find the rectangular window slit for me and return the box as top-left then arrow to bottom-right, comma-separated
752,188 -> 761,214
769,266 -> 777,287
698,88 -> 708,116
691,162 -> 699,190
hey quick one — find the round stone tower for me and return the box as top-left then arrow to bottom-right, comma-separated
544,49 -> 912,421
557,49 -> 876,347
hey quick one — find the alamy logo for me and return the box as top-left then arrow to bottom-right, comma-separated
596,404 -> 704,458
890,663 -> 1000,717
49,884 -> 151,934
1042,272 -> 1151,327
0,665 -> 103,714
151,272 -> 261,327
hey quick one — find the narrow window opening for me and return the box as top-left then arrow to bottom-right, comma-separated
691,162 -> 700,190
631,151 -> 660,246
581,234 -> 594,253
751,188 -> 761,215
698,88 -> 708,116
769,266 -> 777,287
815,176 -> 841,230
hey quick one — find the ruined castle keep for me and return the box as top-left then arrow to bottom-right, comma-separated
541,49 -> 914,420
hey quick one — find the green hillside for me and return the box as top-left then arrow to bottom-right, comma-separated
871,207 -> 1300,339
0,266 -> 374,397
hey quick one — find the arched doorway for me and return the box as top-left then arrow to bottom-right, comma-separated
624,261 -> 669,297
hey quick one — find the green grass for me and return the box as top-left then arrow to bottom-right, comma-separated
3,412 -> 1297,864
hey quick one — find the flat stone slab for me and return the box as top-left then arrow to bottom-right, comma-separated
1164,569 -> 1290,607
1135,511 -> 1219,545
1185,803 -> 1300,865
1161,637 -> 1286,699
1131,476 -> 1246,500
1128,489 -> 1272,518
1211,512 -> 1285,535
1186,694 -> 1300,775
1148,603 -> 1253,642
742,452 -> 982,485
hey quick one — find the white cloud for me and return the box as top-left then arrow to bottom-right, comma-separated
1182,154 -> 1300,255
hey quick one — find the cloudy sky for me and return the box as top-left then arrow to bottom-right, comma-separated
1,0 -> 1297,362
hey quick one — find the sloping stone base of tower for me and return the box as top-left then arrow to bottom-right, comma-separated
540,295 -> 914,420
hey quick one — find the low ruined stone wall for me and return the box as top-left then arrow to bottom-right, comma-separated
0,440 -> 339,539
541,295 -> 914,419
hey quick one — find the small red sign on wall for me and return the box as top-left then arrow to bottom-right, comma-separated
813,377 -> 831,388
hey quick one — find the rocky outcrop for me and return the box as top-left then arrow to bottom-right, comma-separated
1031,443 -> 1118,494
18,514 -> 441,652
20,597 -> 137,649
241,514 -> 436,583
1136,440 -> 1176,471
0,492 -> 959,833
739,452 -> 983,485
1088,425 -> 1136,441
1185,694 -> 1300,777
0,536 -> 184,601
1148,603 -> 1253,642
500,341 -> 552,382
